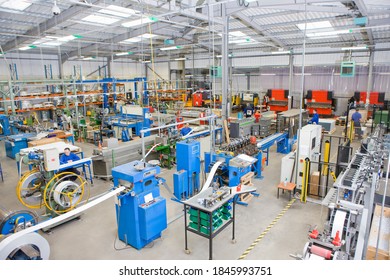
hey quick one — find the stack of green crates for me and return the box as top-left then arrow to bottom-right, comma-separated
188,200 -> 233,235
221,201 -> 232,220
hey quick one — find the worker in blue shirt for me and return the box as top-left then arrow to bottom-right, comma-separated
60,147 -> 81,175
180,123 -> 192,137
244,103 -> 254,118
309,109 -> 319,124
351,108 -> 363,139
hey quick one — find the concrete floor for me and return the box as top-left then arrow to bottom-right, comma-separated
0,126 -> 359,260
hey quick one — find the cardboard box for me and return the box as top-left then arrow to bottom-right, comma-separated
309,171 -> 320,196
47,130 -> 66,138
28,137 -> 63,147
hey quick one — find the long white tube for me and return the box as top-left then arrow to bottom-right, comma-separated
0,186 -> 125,254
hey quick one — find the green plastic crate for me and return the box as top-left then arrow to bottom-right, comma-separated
188,208 -> 209,220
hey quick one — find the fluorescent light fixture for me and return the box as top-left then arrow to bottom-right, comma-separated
121,33 -> 158,44
122,16 -> 158,28
138,33 -> 158,39
122,37 -> 142,43
307,29 -> 351,37
260,73 -> 276,76
311,2 -> 346,8
341,46 -> 368,50
115,52 -> 134,56
271,50 -> 291,54
233,74 -> 246,76
185,74 -> 193,77
174,57 -> 186,61
19,45 -> 37,51
237,42 -> 260,46
98,5 -> 136,18
141,60 -> 151,63
160,46 -> 183,51
82,56 -> 96,60
294,73 -> 312,76
1,0 -> 31,11
216,54 -> 233,58
297,21 -> 332,31
58,35 -> 82,42
82,15 -> 120,25
41,41 -> 63,46
230,31 -> 247,37
308,35 -> 339,40
379,73 -> 390,75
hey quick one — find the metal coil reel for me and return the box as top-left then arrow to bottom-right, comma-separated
16,169 -> 45,209
0,207 -> 38,235
16,171 -> 90,216
44,172 -> 90,215
0,232 -> 49,260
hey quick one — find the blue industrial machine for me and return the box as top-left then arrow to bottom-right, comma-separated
204,152 -> 258,187
5,133 -> 36,159
0,115 -> 11,138
112,161 -> 167,250
106,105 -> 153,140
173,140 -> 201,200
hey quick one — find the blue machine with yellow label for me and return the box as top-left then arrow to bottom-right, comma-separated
112,161 -> 167,250
173,140 -> 200,200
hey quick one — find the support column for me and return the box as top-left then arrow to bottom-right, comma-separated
288,52 -> 294,109
366,50 -> 374,104
221,4 -> 229,138
107,56 -> 112,78
57,52 -> 63,79
246,73 -> 250,91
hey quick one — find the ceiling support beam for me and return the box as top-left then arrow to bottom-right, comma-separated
1,1 -> 99,52
353,0 -> 374,46
233,13 -> 286,49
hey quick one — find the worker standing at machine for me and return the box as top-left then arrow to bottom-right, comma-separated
309,109 -> 319,124
60,147 -> 81,175
351,108 -> 363,139
244,103 -> 254,118
180,123 -> 192,137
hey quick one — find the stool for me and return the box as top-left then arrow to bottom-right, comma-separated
277,182 -> 296,200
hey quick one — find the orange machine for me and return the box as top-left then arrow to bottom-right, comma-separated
305,90 -> 333,117
192,92 -> 203,107
354,91 -> 385,107
266,89 -> 289,112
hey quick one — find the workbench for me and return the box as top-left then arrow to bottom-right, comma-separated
183,188 -> 236,260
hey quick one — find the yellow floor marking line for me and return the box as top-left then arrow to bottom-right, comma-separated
238,198 -> 296,260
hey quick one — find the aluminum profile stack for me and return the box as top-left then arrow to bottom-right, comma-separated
92,135 -> 157,178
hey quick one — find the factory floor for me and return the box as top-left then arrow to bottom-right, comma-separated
0,126 -> 361,260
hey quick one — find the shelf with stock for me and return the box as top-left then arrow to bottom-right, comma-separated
0,102 -> 103,114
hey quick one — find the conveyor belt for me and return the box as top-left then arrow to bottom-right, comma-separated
256,132 -> 287,150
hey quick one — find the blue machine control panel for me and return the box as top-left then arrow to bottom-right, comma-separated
174,140 -> 201,200
112,160 -> 167,250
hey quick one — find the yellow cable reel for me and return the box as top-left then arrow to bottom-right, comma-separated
43,172 -> 90,215
16,169 -> 45,209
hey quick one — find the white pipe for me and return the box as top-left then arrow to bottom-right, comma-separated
0,186 -> 125,254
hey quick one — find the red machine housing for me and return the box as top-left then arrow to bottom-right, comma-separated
266,89 -> 289,112
354,91 -> 385,107
192,92 -> 203,107
305,90 -> 333,117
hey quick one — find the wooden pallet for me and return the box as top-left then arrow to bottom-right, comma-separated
323,127 -> 336,135
239,172 -> 255,203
